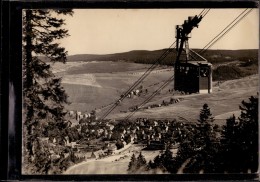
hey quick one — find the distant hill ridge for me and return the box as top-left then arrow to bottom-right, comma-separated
66,49 -> 258,65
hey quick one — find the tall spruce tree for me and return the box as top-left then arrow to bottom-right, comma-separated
128,153 -> 148,173
128,153 -> 137,173
197,103 -> 216,146
23,9 -> 73,173
196,103 -> 219,173
237,95 -> 258,173
220,95 -> 258,173
198,103 -> 214,123
220,115 -> 240,172
136,152 -> 147,169
172,104 -> 219,173
152,147 -> 174,172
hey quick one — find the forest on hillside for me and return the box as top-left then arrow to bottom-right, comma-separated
65,49 -> 258,65
64,49 -> 258,81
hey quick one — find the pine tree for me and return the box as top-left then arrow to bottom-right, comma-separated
152,154 -> 163,169
160,147 -> 174,172
196,103 -> 219,173
197,103 -> 216,145
22,9 -> 73,173
221,115 -> 238,150
32,138 -> 52,174
128,152 -> 148,173
220,115 -> 240,172
171,104 -> 219,173
136,152 -> 147,169
220,95 -> 258,173
128,153 -> 137,173
198,103 -> 214,123
237,95 -> 258,173
147,160 -> 153,169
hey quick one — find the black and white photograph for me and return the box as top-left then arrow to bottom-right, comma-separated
21,8 -> 258,175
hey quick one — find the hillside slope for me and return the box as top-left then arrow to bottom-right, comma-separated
66,49 -> 258,66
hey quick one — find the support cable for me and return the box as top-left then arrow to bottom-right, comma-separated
199,8 -> 252,54
201,9 -> 211,17
101,9 -> 211,120
124,8 -> 253,121
198,9 -> 206,17
124,75 -> 174,121
100,42 -> 176,120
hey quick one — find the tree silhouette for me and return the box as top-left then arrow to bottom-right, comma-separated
171,103 -> 219,173
220,115 -> 240,172
198,103 -> 214,123
146,96 -> 258,174
128,152 -> 147,173
23,9 -> 73,173
136,152 -> 147,169
128,153 -> 137,173
147,147 -> 173,172
220,95 -> 258,173
196,104 -> 219,173
237,96 -> 258,172
197,103 -> 216,146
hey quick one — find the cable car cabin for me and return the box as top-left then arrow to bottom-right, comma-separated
173,15 -> 212,94
174,61 -> 212,94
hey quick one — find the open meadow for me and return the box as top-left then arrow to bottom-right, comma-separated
53,61 -> 173,113
53,60 -> 258,126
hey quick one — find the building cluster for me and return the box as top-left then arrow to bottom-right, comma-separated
128,97 -> 184,112
37,112 -> 195,163
68,110 -> 97,121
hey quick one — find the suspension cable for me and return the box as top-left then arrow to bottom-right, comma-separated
199,8 -> 248,53
107,9 -> 210,119
201,9 -> 210,17
198,9 -> 206,17
123,8 -> 254,121
100,42 -> 176,120
199,8 -> 253,54
124,75 -> 174,121
101,9 -> 212,120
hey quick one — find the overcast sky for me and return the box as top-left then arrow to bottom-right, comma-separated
59,9 -> 259,55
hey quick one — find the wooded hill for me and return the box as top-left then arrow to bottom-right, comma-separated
65,49 -> 258,81
66,49 -> 258,66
